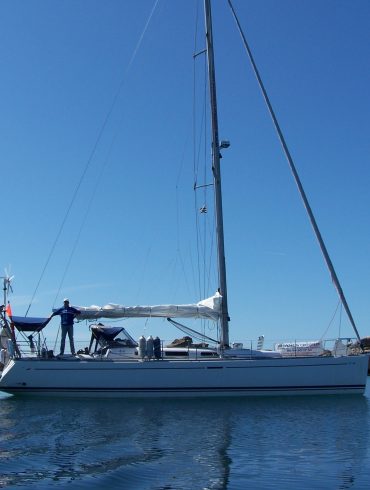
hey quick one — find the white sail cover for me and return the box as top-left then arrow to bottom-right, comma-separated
75,292 -> 222,322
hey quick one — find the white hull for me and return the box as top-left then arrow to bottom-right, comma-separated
0,354 -> 367,398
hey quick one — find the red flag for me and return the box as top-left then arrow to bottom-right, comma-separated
5,303 -> 12,318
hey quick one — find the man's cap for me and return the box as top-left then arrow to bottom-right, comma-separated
63,298 -> 69,302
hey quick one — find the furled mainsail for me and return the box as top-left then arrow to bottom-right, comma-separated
73,292 -> 222,322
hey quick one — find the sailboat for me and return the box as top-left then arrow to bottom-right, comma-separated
0,0 -> 367,397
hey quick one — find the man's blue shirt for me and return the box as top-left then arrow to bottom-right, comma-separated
53,306 -> 80,326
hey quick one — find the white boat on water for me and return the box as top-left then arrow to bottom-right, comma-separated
0,0 -> 368,397
0,314 -> 367,397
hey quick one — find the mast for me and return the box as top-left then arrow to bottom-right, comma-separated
204,0 -> 230,348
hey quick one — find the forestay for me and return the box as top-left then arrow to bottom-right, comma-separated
74,292 -> 222,322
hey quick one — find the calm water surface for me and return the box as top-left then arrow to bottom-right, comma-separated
0,382 -> 369,489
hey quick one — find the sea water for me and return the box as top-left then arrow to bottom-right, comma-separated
0,382 -> 369,489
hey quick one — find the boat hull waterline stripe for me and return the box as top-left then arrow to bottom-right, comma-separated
2,384 -> 365,397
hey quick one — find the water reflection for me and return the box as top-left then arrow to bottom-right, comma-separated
0,391 -> 369,489
226,395 -> 369,489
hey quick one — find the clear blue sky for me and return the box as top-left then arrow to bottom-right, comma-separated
1,0 -> 370,348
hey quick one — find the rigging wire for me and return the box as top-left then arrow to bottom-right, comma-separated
51,127 -> 117,309
319,299 -> 341,341
202,57 -> 208,303
167,318 -> 218,344
25,0 -> 160,316
193,24 -> 214,299
192,1 -> 220,339
338,301 -> 343,338
192,3 -> 213,338
193,0 -> 203,304
175,130 -> 194,300
227,0 -> 362,345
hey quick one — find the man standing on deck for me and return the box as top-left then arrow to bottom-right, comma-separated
51,298 -> 81,356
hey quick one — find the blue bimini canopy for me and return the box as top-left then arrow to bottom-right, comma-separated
11,316 -> 51,333
90,325 -> 123,341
